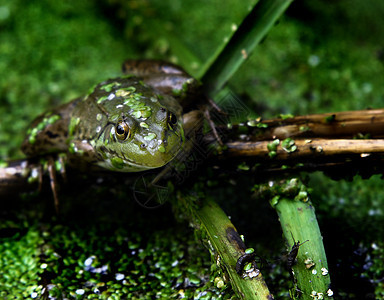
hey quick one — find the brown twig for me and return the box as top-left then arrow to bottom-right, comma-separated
224,139 -> 384,159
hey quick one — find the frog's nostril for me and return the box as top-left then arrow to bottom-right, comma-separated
156,107 -> 167,122
167,112 -> 178,129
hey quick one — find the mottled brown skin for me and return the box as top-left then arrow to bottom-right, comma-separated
22,60 -> 205,172
21,100 -> 78,156
20,60 -> 208,212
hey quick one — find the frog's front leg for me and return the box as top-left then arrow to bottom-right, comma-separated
66,139 -> 102,171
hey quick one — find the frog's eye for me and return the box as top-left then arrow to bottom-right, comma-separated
115,121 -> 131,141
168,112 -> 178,129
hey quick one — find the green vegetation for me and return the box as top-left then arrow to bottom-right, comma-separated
270,179 -> 331,299
1,0 -> 384,298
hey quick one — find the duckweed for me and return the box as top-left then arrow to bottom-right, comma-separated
0,219 -> 228,300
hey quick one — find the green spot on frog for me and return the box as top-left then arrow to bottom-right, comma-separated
115,86 -> 137,98
36,122 -> 46,131
47,115 -> 61,124
87,84 -> 97,96
126,86 -> 136,92
109,129 -> 115,141
110,115 -> 119,123
158,145 -> 166,153
27,114 -> 61,144
131,102 -> 145,110
123,99 -> 135,106
28,128 -> 39,144
111,157 -> 125,169
144,133 -> 156,141
141,110 -> 151,118
68,142 -> 84,155
115,90 -> 129,97
68,142 -> 76,154
97,95 -> 109,103
68,117 -> 80,136
100,81 -> 121,93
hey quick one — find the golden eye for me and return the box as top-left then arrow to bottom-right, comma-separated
115,121 -> 131,140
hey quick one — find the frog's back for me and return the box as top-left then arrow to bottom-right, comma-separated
21,59 -> 196,170
21,99 -> 79,157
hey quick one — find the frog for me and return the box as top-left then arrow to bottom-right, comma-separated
21,60 -> 204,173
20,60 -> 210,210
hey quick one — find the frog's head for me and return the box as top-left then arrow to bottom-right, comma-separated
90,78 -> 184,172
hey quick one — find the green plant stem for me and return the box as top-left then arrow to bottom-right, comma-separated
200,0 -> 294,97
272,192 -> 332,299
180,195 -> 273,299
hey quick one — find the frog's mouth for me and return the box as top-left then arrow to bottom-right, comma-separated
95,124 -> 184,172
